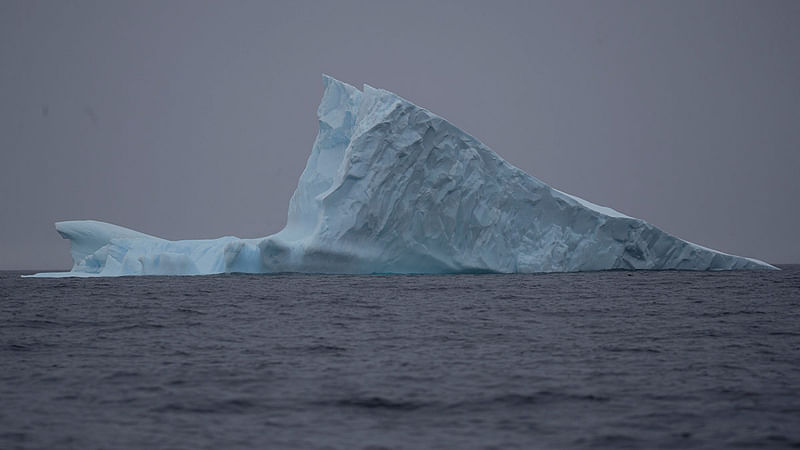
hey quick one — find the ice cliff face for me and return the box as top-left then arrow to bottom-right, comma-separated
31,75 -> 776,277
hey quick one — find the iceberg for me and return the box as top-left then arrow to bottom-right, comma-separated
30,75 -> 776,277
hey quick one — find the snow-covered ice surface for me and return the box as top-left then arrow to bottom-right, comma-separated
30,75 -> 776,277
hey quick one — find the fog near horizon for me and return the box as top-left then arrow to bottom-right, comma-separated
2,0 -> 799,270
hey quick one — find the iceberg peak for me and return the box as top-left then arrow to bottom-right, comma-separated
29,75 -> 777,277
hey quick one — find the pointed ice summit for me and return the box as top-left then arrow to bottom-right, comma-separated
31,75 -> 775,277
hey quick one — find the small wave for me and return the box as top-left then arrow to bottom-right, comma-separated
151,398 -> 256,414
498,392 -> 610,405
767,331 -> 800,336
176,307 -> 206,315
602,345 -> 661,354
574,433 -> 641,448
6,343 -> 31,352
330,396 -> 428,411
305,344 -> 348,353
99,323 -> 166,333
444,391 -> 611,410
102,370 -> 142,380
20,319 -> 59,328
727,435 -> 800,447
0,432 -> 28,443
493,293 -> 520,300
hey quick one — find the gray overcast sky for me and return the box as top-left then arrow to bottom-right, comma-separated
1,0 -> 799,270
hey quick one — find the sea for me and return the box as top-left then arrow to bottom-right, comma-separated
2,267 -> 799,449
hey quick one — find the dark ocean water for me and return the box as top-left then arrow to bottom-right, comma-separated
2,267 -> 800,449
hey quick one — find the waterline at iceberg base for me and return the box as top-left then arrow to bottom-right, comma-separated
31,76 -> 776,277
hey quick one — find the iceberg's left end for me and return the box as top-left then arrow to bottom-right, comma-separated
27,220 -> 266,277
25,221 -> 158,277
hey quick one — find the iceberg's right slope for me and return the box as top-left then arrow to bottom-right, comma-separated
264,75 -> 775,273
31,75 -> 776,277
